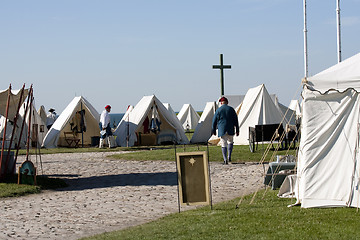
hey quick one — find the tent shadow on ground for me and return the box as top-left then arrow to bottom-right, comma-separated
49,172 -> 177,191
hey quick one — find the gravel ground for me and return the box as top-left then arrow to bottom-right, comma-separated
0,151 -> 264,240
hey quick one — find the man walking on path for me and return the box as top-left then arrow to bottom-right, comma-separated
99,105 -> 116,148
212,97 -> 239,164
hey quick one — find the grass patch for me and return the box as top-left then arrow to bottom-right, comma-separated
82,190 -> 359,240
17,146 -> 132,155
17,143 -> 297,164
0,182 -> 40,198
109,144 -> 297,163
0,174 -> 67,198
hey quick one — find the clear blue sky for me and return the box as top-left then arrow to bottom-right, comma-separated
1,1 -> 359,113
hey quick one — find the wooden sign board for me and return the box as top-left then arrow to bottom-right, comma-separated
176,151 -> 210,206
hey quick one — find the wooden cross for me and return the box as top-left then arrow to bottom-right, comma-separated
212,54 -> 231,96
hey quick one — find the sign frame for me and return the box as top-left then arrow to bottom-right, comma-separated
176,151 -> 210,206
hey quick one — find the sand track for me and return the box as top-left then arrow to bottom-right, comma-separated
1,151 -> 263,240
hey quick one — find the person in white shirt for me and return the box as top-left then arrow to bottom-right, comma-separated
99,105 -> 116,148
46,108 -> 57,129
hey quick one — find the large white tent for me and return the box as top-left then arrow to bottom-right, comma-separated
38,105 -> 48,126
296,52 -> 360,208
18,103 -> 48,148
113,95 -> 189,147
233,84 -> 285,145
190,102 -> 217,143
42,96 -> 100,148
177,104 -> 200,130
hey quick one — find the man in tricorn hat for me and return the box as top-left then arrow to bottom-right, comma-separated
99,105 -> 116,148
212,97 -> 239,164
46,108 -> 57,130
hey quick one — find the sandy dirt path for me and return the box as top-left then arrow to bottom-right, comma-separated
0,151 -> 264,240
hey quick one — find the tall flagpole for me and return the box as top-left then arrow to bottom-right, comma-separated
303,0 -> 309,79
336,0 -> 342,63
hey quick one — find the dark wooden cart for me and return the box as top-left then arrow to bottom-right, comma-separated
248,123 -> 286,152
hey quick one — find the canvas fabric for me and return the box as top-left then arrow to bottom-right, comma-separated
177,104 -> 200,130
0,88 -> 29,120
297,87 -> 360,208
233,84 -> 284,145
297,52 -> 360,208
42,96 -> 100,148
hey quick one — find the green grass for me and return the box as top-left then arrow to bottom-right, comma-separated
0,182 -> 40,198
109,144 -> 297,163
0,174 -> 67,198
81,189 -> 360,240
18,144 -> 295,163
18,142 -> 296,164
16,146 -> 132,155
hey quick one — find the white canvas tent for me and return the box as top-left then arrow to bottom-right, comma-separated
296,52 -> 360,208
114,95 -> 189,147
208,85 -> 286,145
42,96 -> 100,148
119,105 -> 134,123
38,105 -> 48,125
113,105 -> 134,146
177,104 -> 200,130
19,103 -> 48,148
233,84 -> 285,145
190,102 -> 217,143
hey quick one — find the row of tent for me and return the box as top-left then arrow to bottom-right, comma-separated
1,84 -> 300,149
44,84 -> 300,148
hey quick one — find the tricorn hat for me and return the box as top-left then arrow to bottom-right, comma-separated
219,97 -> 228,103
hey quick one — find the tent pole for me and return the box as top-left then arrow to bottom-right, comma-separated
14,86 -> 32,166
303,0 -> 309,78
25,87 -> 34,160
0,84 -> 12,178
336,0 -> 342,63
127,105 -> 130,148
81,101 -> 84,148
